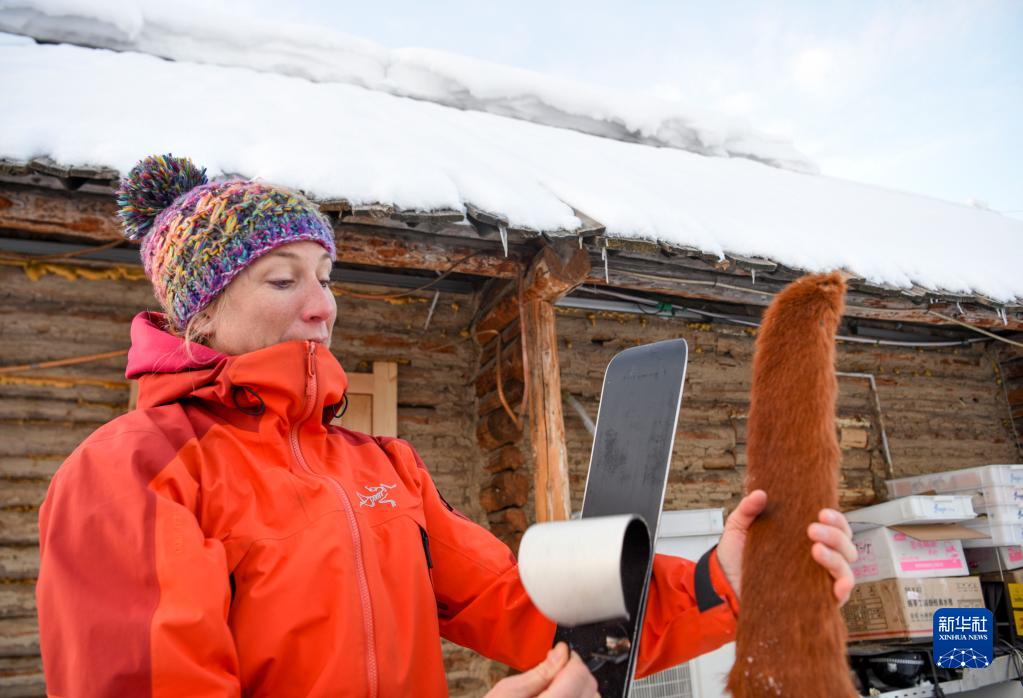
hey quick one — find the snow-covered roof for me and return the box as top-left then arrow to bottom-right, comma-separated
1,22 -> 1021,304
0,1 -> 814,173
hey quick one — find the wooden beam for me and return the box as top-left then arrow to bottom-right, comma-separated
585,270 -> 1023,332
0,184 -> 120,241
335,223 -> 521,278
477,243 -> 591,335
0,183 -> 522,278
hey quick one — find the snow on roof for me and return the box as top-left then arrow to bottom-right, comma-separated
1,36 -> 1021,303
0,0 -> 815,173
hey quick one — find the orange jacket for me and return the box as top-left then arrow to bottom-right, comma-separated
36,312 -> 739,697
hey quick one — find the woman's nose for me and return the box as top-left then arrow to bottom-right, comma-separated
301,279 -> 334,323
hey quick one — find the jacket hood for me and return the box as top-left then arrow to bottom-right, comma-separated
126,311 -> 348,423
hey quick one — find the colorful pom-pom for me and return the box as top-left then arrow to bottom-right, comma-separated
117,154 -> 208,240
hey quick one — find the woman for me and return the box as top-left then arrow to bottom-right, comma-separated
36,155 -> 856,697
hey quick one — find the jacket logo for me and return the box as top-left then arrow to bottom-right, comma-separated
358,483 -> 397,508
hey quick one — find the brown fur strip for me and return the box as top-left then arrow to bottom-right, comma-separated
726,272 -> 857,698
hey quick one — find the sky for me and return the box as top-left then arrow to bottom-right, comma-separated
241,0 -> 1023,221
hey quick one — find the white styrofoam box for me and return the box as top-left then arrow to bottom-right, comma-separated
972,486 -> 1023,510
851,526 -> 968,583
656,509 -> 725,562
846,495 -> 976,531
961,521 -> 1023,548
975,505 -> 1023,524
887,464 -> 1023,497
964,545 -> 1023,574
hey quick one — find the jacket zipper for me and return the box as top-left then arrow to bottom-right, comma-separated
419,525 -> 435,590
289,342 -> 378,698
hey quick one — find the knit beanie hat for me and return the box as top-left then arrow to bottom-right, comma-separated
117,154 -> 337,330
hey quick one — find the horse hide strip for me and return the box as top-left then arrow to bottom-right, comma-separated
726,272 -> 857,698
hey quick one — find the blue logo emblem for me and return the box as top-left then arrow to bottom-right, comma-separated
932,608 -> 993,669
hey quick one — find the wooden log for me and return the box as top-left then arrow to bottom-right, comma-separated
0,547 -> 39,580
523,243 -> 592,303
476,291 -> 525,338
479,471 -> 530,512
0,584 -> 35,619
0,512 -> 38,545
521,298 -> 572,523
476,244 -> 591,336
478,380 -> 524,418
475,343 -> 524,398
0,618 -> 39,657
477,321 -> 521,368
485,446 -> 524,474
475,408 -> 523,451
0,479 -> 49,508
487,507 -> 527,532
0,457 -> 63,479
0,656 -> 46,698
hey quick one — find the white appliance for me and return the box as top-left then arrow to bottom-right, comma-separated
632,509 -> 734,698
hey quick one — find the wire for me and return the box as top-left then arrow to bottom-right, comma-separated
573,285 -> 991,348
473,329 -> 523,430
927,310 -> 1023,348
333,249 -> 488,301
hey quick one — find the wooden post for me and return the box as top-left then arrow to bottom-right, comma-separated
372,362 -> 398,438
520,243 -> 591,522
521,298 -> 571,521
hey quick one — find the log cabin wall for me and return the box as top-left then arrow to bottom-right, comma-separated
0,261 -> 499,697
555,307 -> 1021,517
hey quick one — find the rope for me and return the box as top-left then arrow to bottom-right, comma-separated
0,349 -> 129,376
473,329 -> 523,430
0,239 -> 125,263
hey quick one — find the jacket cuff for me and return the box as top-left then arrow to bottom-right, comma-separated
696,545 -> 740,617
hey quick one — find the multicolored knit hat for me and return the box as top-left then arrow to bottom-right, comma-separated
117,154 -> 337,329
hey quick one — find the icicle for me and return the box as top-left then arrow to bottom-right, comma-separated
578,235 -> 583,249
602,244 -> 609,284
751,269 -> 757,285
956,301 -> 964,316
497,222 -> 509,257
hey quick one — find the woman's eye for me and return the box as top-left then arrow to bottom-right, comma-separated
269,279 -> 294,289
319,279 -> 331,288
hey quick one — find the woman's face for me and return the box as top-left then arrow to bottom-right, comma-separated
199,241 -> 337,355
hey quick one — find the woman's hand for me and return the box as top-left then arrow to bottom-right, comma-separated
716,489 -> 858,605
486,642 -> 599,698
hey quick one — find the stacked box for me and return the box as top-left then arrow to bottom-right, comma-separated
847,495 -> 976,584
888,464 -> 1023,553
842,577 -> 985,641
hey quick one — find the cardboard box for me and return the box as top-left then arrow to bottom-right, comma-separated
843,577 -> 984,642
851,525 -> 974,583
1011,583 -> 1023,609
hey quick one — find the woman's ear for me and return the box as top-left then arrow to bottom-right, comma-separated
191,311 -> 216,338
